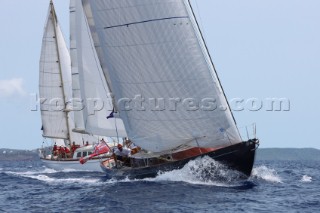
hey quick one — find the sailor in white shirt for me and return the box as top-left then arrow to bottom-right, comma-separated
114,144 -> 131,163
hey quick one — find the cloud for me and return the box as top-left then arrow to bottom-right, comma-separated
0,78 -> 26,98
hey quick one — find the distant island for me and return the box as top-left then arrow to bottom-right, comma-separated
0,148 -> 319,161
255,148 -> 320,161
0,149 -> 39,161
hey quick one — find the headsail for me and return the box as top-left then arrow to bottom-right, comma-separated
39,1 -> 96,146
70,0 -> 86,133
82,0 -> 242,152
39,2 -> 71,139
70,0 -> 127,137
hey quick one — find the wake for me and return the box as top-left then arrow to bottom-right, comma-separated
4,168 -> 103,186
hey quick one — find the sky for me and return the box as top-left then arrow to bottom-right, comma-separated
0,0 -> 319,150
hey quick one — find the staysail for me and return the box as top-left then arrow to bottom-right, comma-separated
39,2 -> 71,139
82,0 -> 242,152
70,0 -> 86,133
70,0 -> 127,137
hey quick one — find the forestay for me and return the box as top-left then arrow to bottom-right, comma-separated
70,0 -> 127,137
82,0 -> 242,152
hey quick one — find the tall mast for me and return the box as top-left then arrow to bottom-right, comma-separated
50,1 -> 72,146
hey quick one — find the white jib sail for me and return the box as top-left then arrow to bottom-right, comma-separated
82,0 -> 242,152
39,3 -> 71,139
70,0 -> 127,137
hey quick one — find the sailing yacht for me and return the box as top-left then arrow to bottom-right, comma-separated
69,0 -> 259,179
38,1 -> 115,172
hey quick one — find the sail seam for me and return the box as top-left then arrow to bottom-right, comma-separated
104,16 -> 189,29
113,77 -> 209,85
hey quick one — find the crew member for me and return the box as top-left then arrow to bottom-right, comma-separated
124,138 -> 141,155
59,146 -> 65,158
71,142 -> 79,156
65,146 -> 71,158
113,144 -> 130,166
52,144 -> 58,156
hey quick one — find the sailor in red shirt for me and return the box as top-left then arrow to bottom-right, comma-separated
71,142 -> 78,152
52,144 -> 58,156
59,146 -> 66,158
65,147 -> 71,158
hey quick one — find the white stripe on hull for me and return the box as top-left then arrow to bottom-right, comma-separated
40,158 -> 103,172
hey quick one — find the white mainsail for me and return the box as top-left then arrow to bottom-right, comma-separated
70,0 -> 127,137
82,0 -> 242,152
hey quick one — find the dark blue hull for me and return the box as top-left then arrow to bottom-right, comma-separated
101,140 -> 258,179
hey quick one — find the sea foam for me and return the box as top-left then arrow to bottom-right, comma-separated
300,175 -> 312,182
145,156 -> 244,186
251,165 -> 282,183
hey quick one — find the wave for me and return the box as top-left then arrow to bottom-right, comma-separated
5,168 -> 59,176
300,175 -> 312,182
30,166 -> 95,174
4,169 -> 103,186
142,156 -> 246,186
251,166 -> 282,183
41,165 -> 103,173
103,176 -> 133,184
23,174 -> 101,185
5,172 -> 102,185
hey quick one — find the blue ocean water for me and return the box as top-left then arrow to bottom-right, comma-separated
0,157 -> 319,213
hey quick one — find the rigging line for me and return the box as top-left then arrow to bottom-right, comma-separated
104,16 -> 189,29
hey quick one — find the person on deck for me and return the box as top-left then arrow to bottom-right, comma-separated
124,138 -> 141,155
65,147 -> 71,158
71,142 -> 79,156
124,138 -> 132,148
59,146 -> 65,159
113,144 -> 131,166
85,141 -> 89,146
52,144 -> 58,156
